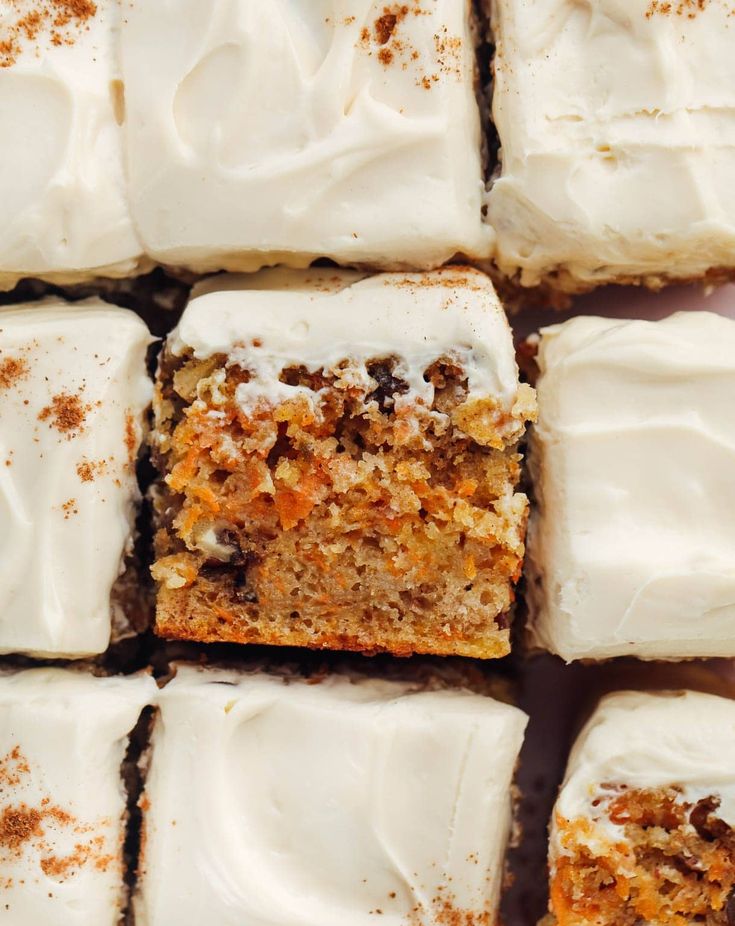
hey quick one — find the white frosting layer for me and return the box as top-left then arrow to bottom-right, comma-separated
551,690 -> 735,861
0,0 -> 142,287
487,0 -> 735,288
120,0 -> 492,272
169,267 -> 521,414
0,668 -> 156,926
527,311 -> 735,662
0,299 -> 153,657
136,666 -> 527,926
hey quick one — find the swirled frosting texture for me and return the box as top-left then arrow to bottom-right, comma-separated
0,0 -> 143,288
0,300 -> 153,657
551,690 -> 735,860
0,668 -> 156,925
136,666 -> 527,926
487,0 -> 735,289
120,0 -> 493,272
527,311 -> 735,662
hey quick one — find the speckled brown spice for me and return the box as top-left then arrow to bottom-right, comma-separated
0,357 -> 28,390
0,0 -> 97,68
0,806 -> 43,850
38,392 -> 87,435
76,458 -> 108,482
646,0 -> 709,17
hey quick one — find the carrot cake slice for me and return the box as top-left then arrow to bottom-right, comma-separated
0,668 -> 156,925
486,0 -> 735,293
135,664 -> 528,926
548,690 -> 735,926
526,312 -> 735,662
0,0 -> 142,289
119,0 -> 493,272
0,299 -> 153,658
150,267 -> 535,657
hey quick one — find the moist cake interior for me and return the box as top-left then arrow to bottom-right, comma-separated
152,347 -> 531,658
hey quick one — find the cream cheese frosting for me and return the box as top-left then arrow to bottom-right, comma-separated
0,668 -> 156,925
487,0 -> 735,290
120,0 -> 493,272
551,690 -> 735,861
0,299 -> 153,658
135,666 -> 528,926
526,311 -> 735,662
0,0 -> 143,289
168,266 -> 524,419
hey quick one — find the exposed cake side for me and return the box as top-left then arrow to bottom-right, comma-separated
151,268 -> 535,657
548,690 -> 735,926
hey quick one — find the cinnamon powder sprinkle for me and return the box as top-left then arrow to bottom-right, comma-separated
0,357 -> 28,390
1,0 -> 98,68
38,392 -> 88,435
0,806 -> 43,850
646,0 -> 709,16
76,458 -> 107,482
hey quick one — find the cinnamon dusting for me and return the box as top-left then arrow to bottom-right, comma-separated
0,806 -> 42,849
646,0 -> 709,16
38,392 -> 89,436
1,0 -> 98,68
0,357 -> 28,390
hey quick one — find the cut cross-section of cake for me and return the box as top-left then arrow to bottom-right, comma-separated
0,668 -> 156,926
0,298 -> 153,658
151,267 -> 535,657
135,664 -> 528,926
548,690 -> 735,926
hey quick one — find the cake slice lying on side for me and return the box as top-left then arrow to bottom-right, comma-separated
0,668 -> 156,926
135,664 -> 528,926
526,311 -> 735,662
0,299 -> 153,658
548,690 -> 735,926
150,267 -> 535,657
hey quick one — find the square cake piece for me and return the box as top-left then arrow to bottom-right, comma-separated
487,0 -> 735,292
0,299 -> 153,658
548,690 -> 735,926
151,267 -> 535,658
0,0 -> 142,288
526,312 -> 735,662
120,0 -> 492,272
135,665 -> 528,926
0,668 -> 156,926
